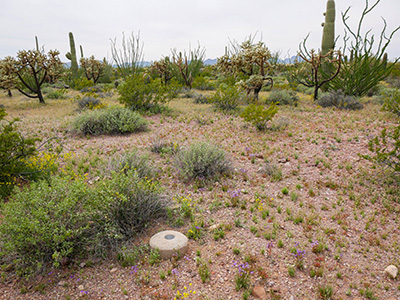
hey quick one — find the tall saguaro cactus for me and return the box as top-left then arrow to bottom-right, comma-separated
66,32 -> 78,78
321,0 -> 335,56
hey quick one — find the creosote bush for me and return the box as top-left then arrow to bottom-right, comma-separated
0,107 -> 38,198
266,89 -> 299,106
72,107 -> 147,135
240,103 -> 278,131
175,141 -> 231,181
317,90 -> 363,110
211,84 -> 244,112
0,169 -> 168,275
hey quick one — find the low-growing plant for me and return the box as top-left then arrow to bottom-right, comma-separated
318,90 -> 363,110
77,96 -> 105,111
117,244 -> 148,267
211,84 -> 244,112
0,176 -> 101,275
233,261 -> 252,290
175,141 -> 231,181
240,103 -> 278,131
197,258 -> 210,283
266,89 -> 299,106
71,107 -> 148,135
365,124 -> 400,173
0,107 -> 39,198
382,88 -> 400,116
105,151 -> 154,179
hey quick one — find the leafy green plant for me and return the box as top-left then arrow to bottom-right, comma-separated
71,107 -> 148,135
118,74 -> 174,113
0,107 -> 39,198
175,141 -> 231,181
382,88 -> 400,116
365,124 -> 400,173
197,258 -> 210,283
240,103 -> 278,131
105,151 -> 154,179
266,90 -> 299,106
0,176 -> 101,274
77,96 -> 105,110
211,84 -> 244,112
234,262 -> 251,290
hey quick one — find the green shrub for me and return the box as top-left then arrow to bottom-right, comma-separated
105,151 -> 154,179
71,107 -> 147,135
77,96 -> 104,110
0,107 -> 38,198
118,74 -> 173,113
366,124 -> 400,173
74,77 -> 94,90
267,89 -> 299,106
240,103 -> 278,131
175,141 -> 231,181
211,84 -> 244,112
382,88 -> 400,116
0,176 -> 102,274
42,87 -> 67,99
192,76 -> 216,91
98,170 -> 168,239
318,90 -> 363,110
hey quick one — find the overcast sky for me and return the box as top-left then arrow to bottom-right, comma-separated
1,0 -> 400,62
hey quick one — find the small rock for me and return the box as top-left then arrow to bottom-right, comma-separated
289,296 -> 295,300
252,284 -> 267,300
79,262 -> 86,268
110,267 -> 118,273
58,281 -> 66,286
209,224 -> 219,231
78,285 -> 84,291
384,265 -> 398,279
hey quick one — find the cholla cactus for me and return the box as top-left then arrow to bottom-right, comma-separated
0,57 -> 17,97
217,38 -> 274,101
0,49 -> 63,103
80,56 -> 106,84
151,57 -> 173,85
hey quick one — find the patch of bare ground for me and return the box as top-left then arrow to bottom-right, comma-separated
0,91 -> 399,299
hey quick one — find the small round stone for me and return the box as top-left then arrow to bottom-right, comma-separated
149,230 -> 188,259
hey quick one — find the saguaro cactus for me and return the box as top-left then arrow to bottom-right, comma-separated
65,32 -> 78,78
321,0 -> 335,56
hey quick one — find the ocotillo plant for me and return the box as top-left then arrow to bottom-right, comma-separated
321,0 -> 335,56
66,32 -> 78,78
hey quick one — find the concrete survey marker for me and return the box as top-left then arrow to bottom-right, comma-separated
149,230 -> 188,259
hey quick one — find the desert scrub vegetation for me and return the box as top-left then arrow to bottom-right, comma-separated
317,90 -> 363,110
266,89 -> 299,106
211,83 -> 244,112
240,103 -> 278,130
0,170 -> 168,276
71,106 -> 147,135
175,141 -> 232,181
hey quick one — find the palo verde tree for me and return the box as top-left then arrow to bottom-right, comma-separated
0,49 -> 62,103
170,44 -> 206,89
217,36 -> 273,101
80,56 -> 106,84
326,0 -> 400,96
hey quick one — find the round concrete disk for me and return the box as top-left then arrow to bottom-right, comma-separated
149,230 -> 188,259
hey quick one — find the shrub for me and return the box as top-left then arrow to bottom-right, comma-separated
266,89 -> 299,106
0,107 -> 38,198
240,103 -> 278,131
0,176 -> 102,274
175,141 -> 231,181
105,151 -> 154,179
211,84 -> 244,112
118,74 -> 173,113
366,124 -> 400,173
42,87 -> 67,99
74,77 -> 94,90
382,88 -> 400,116
77,96 -> 105,110
98,170 -> 168,239
192,76 -> 216,91
318,90 -> 363,110
71,107 -> 147,135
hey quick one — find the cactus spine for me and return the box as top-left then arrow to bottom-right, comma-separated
321,0 -> 335,56
65,32 -> 78,78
